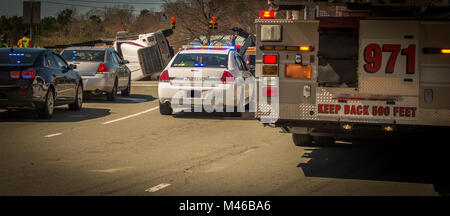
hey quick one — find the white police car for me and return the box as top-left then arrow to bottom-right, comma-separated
158,45 -> 254,115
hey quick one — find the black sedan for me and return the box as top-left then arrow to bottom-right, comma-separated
0,48 -> 83,119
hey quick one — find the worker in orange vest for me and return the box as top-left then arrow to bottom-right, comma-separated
17,31 -> 31,48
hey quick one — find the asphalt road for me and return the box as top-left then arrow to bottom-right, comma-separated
0,81 -> 449,196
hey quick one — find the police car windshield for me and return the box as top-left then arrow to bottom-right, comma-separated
171,53 -> 228,68
0,50 -> 39,66
61,50 -> 105,62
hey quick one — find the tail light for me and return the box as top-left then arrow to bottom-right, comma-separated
21,69 -> 36,79
10,70 -> 21,79
97,64 -> 109,73
260,10 -> 274,19
221,71 -> 234,83
246,57 -> 250,67
159,70 -> 170,82
263,87 -> 277,97
263,55 -> 277,64
10,69 -> 36,79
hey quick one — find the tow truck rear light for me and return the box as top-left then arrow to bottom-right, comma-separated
262,65 -> 278,76
159,70 -> 170,82
263,87 -> 277,97
10,69 -> 36,79
97,64 -> 109,73
221,71 -> 234,83
260,45 -> 314,52
423,47 -> 450,54
263,55 -> 277,64
299,46 -> 313,51
285,64 -> 311,79
259,11 -> 274,19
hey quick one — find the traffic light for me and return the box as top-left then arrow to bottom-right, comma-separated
208,20 -> 213,29
171,17 -> 176,29
212,17 -> 217,29
209,17 -> 217,30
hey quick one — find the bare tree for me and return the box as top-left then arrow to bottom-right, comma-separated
162,0 -> 267,49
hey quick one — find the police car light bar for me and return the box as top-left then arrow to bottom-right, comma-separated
183,45 -> 235,50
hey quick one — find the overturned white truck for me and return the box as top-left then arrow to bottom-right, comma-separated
114,29 -> 174,81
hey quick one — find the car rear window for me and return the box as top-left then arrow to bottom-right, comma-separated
61,50 -> 106,62
0,49 -> 39,66
171,53 -> 228,68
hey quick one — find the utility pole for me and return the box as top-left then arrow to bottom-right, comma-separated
23,1 -> 40,47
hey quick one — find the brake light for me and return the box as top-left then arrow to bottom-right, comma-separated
263,55 -> 277,64
263,87 -> 277,97
246,57 -> 250,67
260,11 -> 274,19
10,69 -> 36,79
97,64 -> 109,73
21,69 -> 36,79
10,70 -> 21,79
221,71 -> 234,83
442,49 -> 450,54
159,70 -> 170,82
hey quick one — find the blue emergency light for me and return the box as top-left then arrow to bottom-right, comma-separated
9,53 -> 25,56
184,45 -> 235,50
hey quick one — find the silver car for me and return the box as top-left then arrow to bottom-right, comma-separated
61,47 -> 131,101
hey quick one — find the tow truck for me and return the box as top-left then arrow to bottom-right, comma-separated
254,0 -> 450,146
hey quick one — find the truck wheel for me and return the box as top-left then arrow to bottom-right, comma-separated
36,89 -> 54,119
107,79 -> 118,101
313,136 -> 335,146
292,133 -> 312,147
69,84 -> 83,111
159,102 -> 172,115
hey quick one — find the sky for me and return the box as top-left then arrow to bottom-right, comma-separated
0,0 -> 165,18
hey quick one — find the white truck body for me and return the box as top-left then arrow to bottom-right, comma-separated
114,30 -> 174,81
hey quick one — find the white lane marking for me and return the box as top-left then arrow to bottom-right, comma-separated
45,133 -> 62,138
145,183 -> 171,193
102,106 -> 159,125
89,167 -> 134,173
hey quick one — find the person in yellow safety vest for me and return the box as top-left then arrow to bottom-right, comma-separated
17,31 -> 31,48
0,33 -> 8,48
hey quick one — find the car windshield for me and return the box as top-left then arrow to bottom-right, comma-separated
171,53 -> 228,68
61,50 -> 105,62
0,49 -> 39,66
